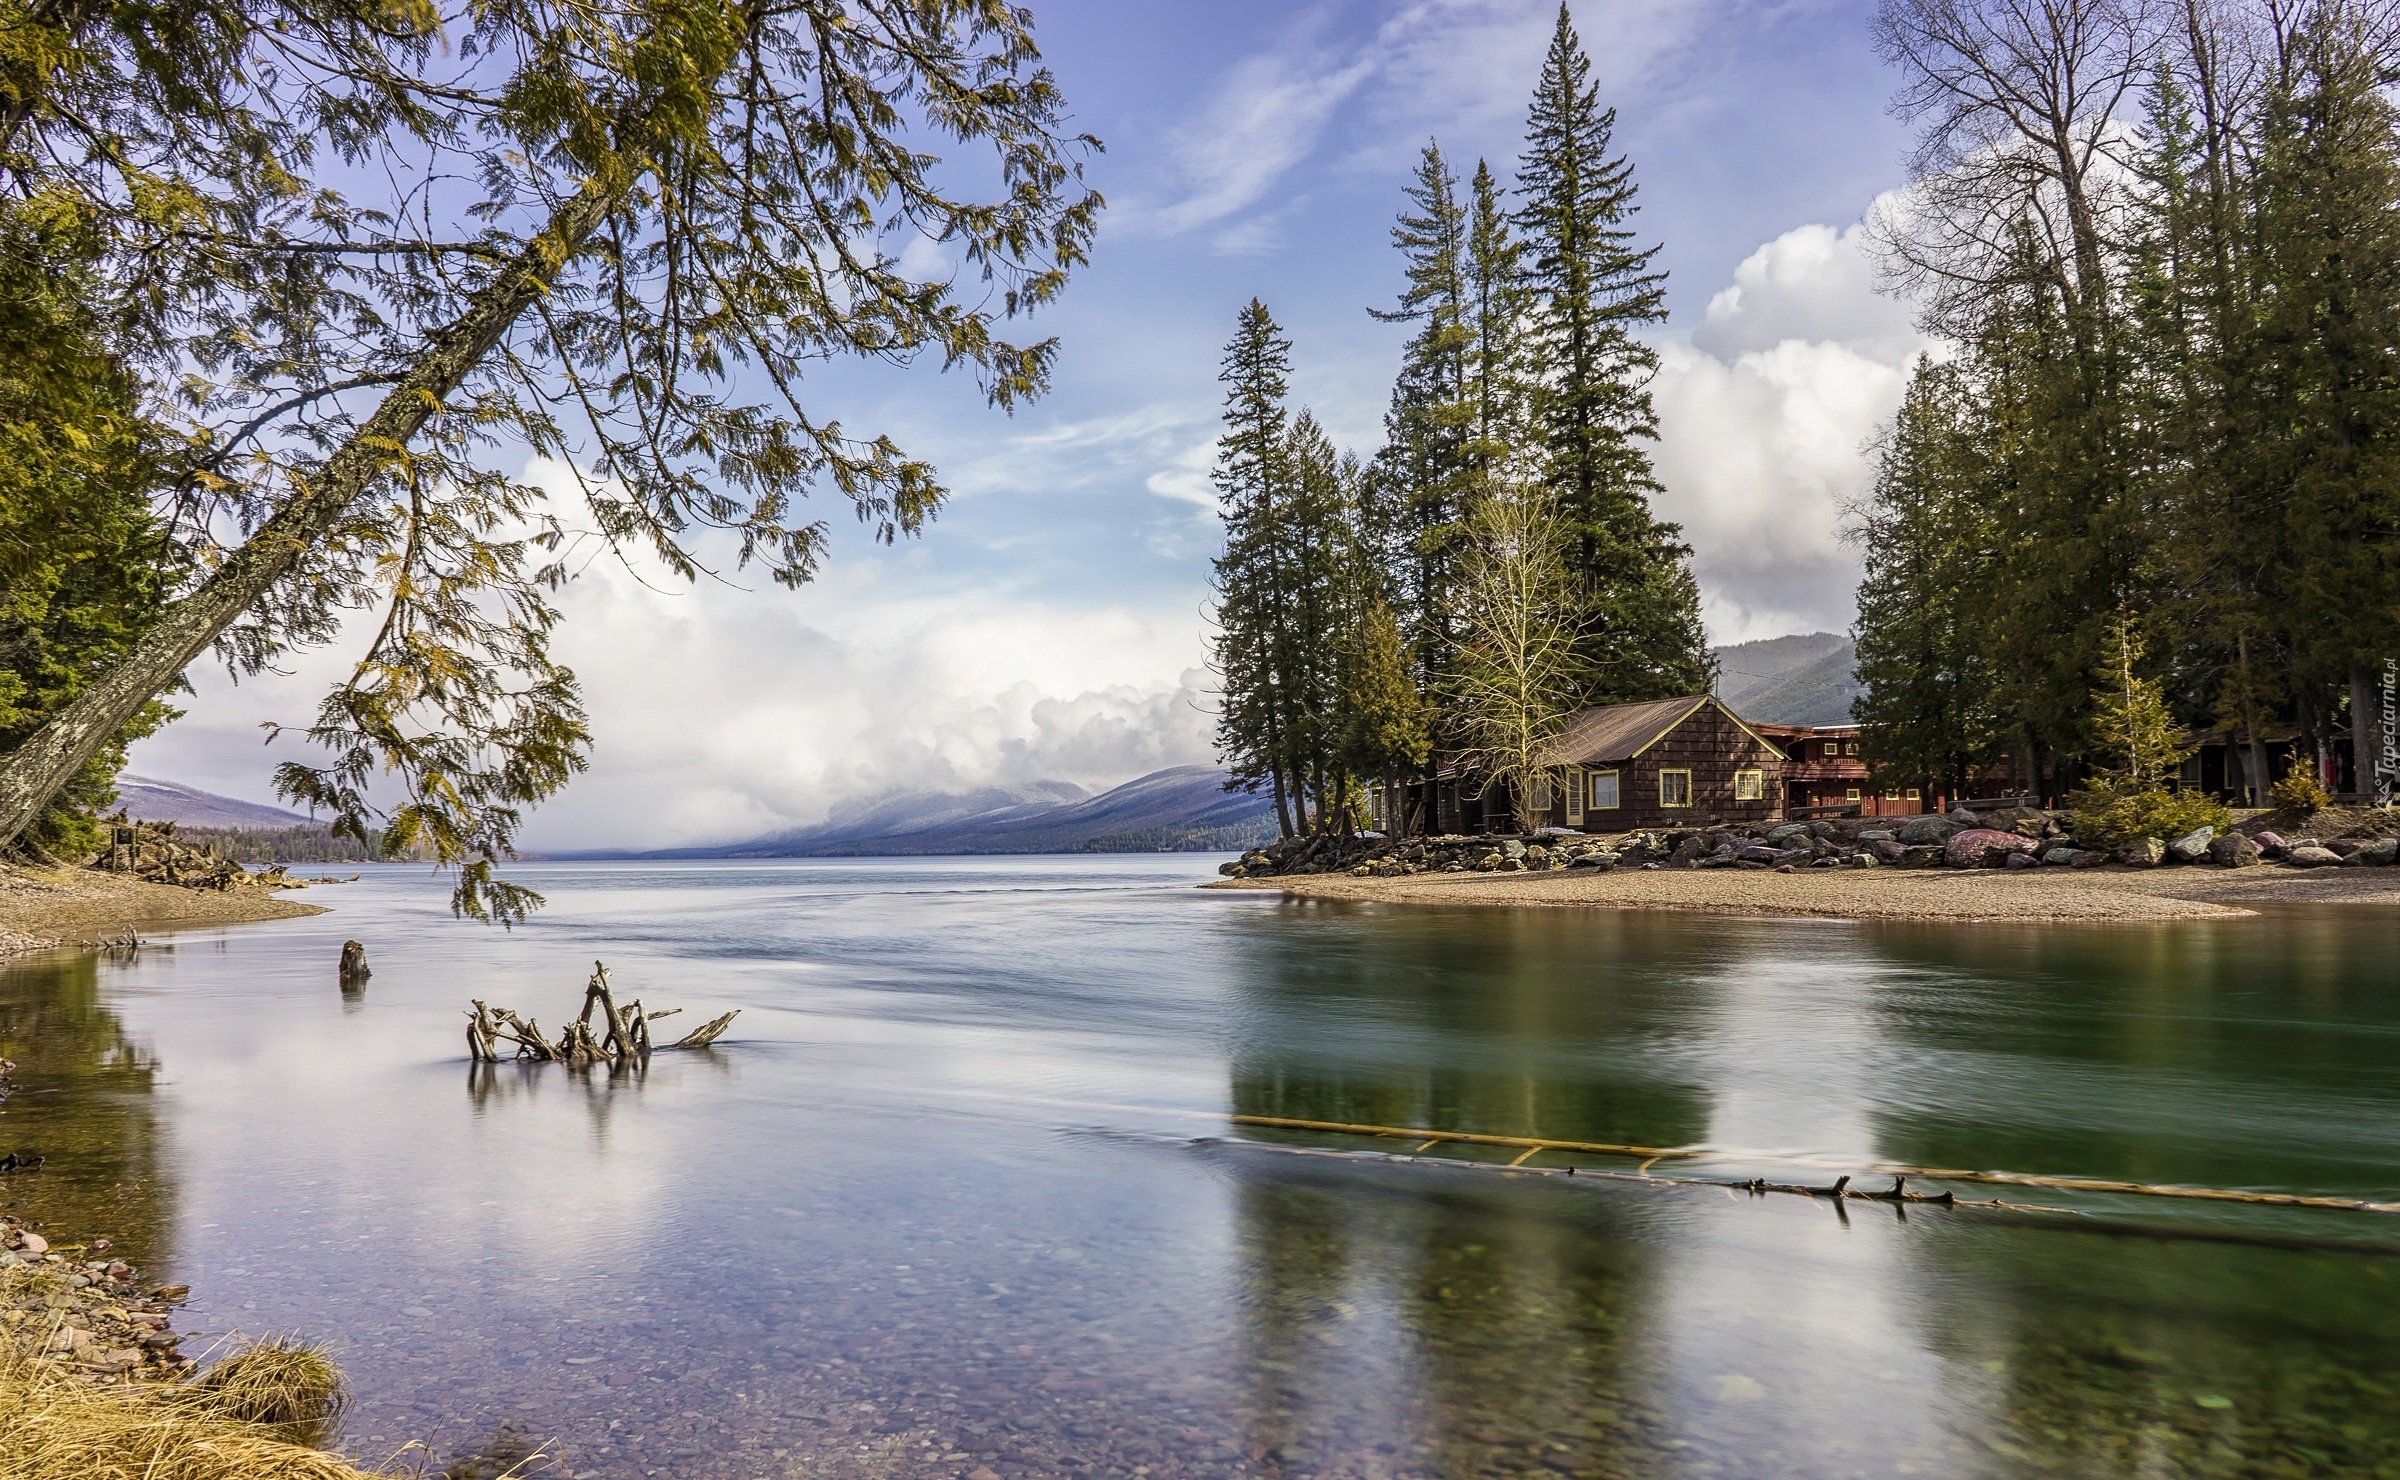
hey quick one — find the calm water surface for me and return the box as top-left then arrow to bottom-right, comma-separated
3,856 -> 2399,1479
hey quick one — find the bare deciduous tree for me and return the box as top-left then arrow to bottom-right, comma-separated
1869,0 -> 2160,332
1450,477 -> 1584,834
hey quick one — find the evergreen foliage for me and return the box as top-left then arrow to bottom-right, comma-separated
0,203 -> 178,860
1514,4 -> 1710,704
0,0 -> 1101,917
1208,3 -> 1711,838
1858,0 -> 2400,806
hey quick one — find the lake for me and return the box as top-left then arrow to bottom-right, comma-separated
2,855 -> 2398,1479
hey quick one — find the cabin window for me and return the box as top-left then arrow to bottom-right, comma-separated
1906,788 -> 1921,801
1564,767 -> 1584,824
1844,741 -> 1860,755
1883,789 -> 1901,801
1588,770 -> 1620,810
1660,769 -> 1692,808
1531,772 -> 1553,810
1734,769 -> 1763,801
1845,787 -> 1862,802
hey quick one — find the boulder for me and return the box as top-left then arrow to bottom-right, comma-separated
1502,838 -> 1526,859
2166,826 -> 2216,864
1899,845 -> 1945,869
1666,837 -> 1708,869
1859,829 -> 1896,844
2115,836 -> 2166,868
1898,816 -> 1961,846
1739,845 -> 1781,864
1568,849 -> 1619,870
2003,851 -> 2038,870
2287,845 -> 2341,868
2207,832 -> 2261,868
2040,846 -> 2078,867
1766,822 -> 1812,843
2344,837 -> 2398,867
2069,849 -> 2109,868
2252,830 -> 2287,857
1948,806 -> 1980,824
1945,828 -> 2040,869
1872,839 -> 1909,865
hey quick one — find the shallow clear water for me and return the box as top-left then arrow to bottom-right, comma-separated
3,856 -> 2400,1479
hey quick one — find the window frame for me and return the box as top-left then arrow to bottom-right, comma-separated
1564,767 -> 1584,824
1845,787 -> 1862,802
1588,769 -> 1621,811
1660,769 -> 1693,808
1733,768 -> 1764,802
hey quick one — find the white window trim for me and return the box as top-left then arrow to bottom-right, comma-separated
1660,769 -> 1692,808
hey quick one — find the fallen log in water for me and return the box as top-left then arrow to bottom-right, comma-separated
465,961 -> 737,1065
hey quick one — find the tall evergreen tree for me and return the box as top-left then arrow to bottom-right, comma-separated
1367,142 -> 1475,719
1210,300 -> 1300,837
1514,4 -> 1710,704
1850,357 -> 2007,797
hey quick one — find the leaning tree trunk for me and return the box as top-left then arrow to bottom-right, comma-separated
0,179 -> 626,847
2351,663 -> 2382,804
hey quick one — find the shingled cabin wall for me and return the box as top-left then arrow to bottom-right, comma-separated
1612,705 -> 1784,830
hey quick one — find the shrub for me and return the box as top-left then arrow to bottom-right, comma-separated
2069,778 -> 2232,848
2269,757 -> 2332,813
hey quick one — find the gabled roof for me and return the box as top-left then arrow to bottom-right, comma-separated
1542,694 -> 1785,766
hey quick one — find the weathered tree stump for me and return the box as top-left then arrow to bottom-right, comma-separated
338,940 -> 370,991
463,961 -> 736,1066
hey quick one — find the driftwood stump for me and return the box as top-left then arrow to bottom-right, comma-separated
338,940 -> 371,991
465,961 -> 737,1065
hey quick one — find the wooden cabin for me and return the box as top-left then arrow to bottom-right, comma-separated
1375,695 -> 1788,834
1753,723 -> 1928,817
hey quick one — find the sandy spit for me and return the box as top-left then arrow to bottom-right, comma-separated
1209,861 -> 2400,922
0,865 -> 323,954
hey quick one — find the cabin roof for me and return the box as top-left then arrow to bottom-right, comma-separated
1542,694 -> 1785,767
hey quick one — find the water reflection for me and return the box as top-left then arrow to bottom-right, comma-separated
1227,904 -> 1716,1148
2,864 -> 2398,1480
0,947 -> 174,1263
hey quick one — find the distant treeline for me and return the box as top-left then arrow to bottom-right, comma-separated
1079,821 -> 1281,854
169,824 -> 380,865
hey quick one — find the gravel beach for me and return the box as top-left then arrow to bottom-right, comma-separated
1213,859 -> 2400,920
0,865 -> 323,954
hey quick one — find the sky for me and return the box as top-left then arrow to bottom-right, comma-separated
126,0 -> 1934,851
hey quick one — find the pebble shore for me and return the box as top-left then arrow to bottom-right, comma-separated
1219,854 -> 2400,920
1,1214 -> 193,1380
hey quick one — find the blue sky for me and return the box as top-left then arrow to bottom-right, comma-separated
130,0 -> 1936,850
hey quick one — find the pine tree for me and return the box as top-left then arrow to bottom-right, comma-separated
1464,160 -> 1537,484
2249,19 -> 2400,794
1367,142 -> 1475,725
1210,300 -> 1300,837
1849,358 -> 2007,798
1514,3 -> 1710,704
1338,597 -> 1430,834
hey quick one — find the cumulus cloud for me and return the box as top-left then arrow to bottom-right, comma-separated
126,523 -> 1218,852
1650,213 -> 1932,643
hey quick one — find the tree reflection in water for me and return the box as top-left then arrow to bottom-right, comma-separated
0,948 -> 174,1266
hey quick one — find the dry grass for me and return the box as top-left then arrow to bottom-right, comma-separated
0,1339 -> 373,1479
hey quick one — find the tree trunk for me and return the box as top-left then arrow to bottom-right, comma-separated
0,178 -> 626,846
2351,663 -> 2381,803
2238,632 -> 2270,806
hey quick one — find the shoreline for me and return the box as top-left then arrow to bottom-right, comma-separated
1211,861 -> 2400,921
0,865 -> 325,956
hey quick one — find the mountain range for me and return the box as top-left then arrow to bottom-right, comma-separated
1710,632 -> 1862,727
597,763 -> 1280,859
112,775 -> 318,830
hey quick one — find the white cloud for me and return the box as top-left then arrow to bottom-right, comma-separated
1651,213 -> 1932,644
1122,0 -> 1720,245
